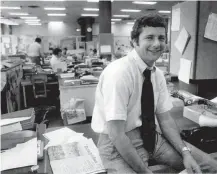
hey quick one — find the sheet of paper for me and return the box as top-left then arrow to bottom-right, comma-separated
100,45 -> 111,53
1,138 -> 37,171
211,97 -> 217,104
48,139 -> 105,174
179,169 -> 187,174
1,122 -> 22,135
175,27 -> 190,54
178,58 -> 192,84
204,13 -> 217,42
0,117 -> 30,126
171,8 -> 180,31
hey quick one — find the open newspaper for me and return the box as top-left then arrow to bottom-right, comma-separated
47,139 -> 106,174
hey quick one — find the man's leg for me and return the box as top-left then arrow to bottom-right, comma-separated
153,133 -> 217,173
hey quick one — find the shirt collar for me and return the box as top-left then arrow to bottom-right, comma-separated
128,49 -> 156,74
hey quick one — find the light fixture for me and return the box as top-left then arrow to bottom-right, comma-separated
9,13 -> 29,16
111,22 -> 115,24
87,0 -> 99,2
20,16 -> 38,19
49,21 -> 63,24
158,10 -> 171,14
28,23 -> 42,25
132,1 -> 157,5
44,7 -> 65,10
0,6 -> 21,10
81,14 -> 98,17
0,19 -> 19,25
127,22 -> 134,25
25,21 -> 40,23
83,8 -> 99,11
120,9 -> 141,12
113,14 -> 129,18
25,19 -> 41,22
76,28 -> 81,32
40,0 -> 65,1
111,18 -> 121,21
47,13 -> 66,16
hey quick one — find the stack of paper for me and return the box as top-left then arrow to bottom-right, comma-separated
43,127 -> 106,174
1,138 -> 37,171
1,108 -> 35,130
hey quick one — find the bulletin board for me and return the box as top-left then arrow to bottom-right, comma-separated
170,1 -> 217,80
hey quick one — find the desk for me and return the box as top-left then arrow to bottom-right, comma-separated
21,80 -> 58,108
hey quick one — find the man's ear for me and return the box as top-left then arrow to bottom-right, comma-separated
132,39 -> 138,48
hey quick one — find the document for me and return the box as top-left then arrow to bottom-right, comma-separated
204,13 -> 217,42
211,97 -> 217,104
175,27 -> 190,54
171,8 -> 180,31
0,117 -> 30,126
178,58 -> 192,84
1,122 -> 22,135
100,45 -> 111,53
1,138 -> 37,171
43,127 -> 84,149
48,139 -> 106,174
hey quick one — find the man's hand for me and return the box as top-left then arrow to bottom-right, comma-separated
183,152 -> 202,174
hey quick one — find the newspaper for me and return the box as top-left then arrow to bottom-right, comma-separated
48,139 -> 106,174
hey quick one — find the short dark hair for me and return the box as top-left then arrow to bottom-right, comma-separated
35,37 -> 41,43
131,13 -> 166,45
64,47 -> 67,51
53,48 -> 62,56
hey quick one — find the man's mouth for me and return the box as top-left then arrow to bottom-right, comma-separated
149,50 -> 161,53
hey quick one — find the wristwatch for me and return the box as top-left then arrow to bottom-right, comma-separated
182,146 -> 191,153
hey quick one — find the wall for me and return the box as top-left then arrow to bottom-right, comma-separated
12,22 -> 79,36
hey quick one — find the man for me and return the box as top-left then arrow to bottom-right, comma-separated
28,37 -> 44,65
91,14 -> 217,174
50,48 -> 67,73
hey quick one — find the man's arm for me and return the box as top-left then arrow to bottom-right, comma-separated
156,111 -> 201,173
107,120 -> 153,173
39,46 -> 45,64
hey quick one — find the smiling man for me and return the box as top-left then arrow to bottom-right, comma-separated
91,14 -> 217,174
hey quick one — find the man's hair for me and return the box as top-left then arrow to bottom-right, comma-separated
35,37 -> 41,43
131,13 -> 166,45
53,48 -> 62,56
64,47 -> 67,51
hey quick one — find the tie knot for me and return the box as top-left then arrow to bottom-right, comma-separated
143,69 -> 151,81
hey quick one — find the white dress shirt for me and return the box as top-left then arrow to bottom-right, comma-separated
27,42 -> 42,57
50,55 -> 67,72
91,49 -> 173,134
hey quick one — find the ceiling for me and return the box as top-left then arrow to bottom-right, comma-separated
1,1 -> 179,25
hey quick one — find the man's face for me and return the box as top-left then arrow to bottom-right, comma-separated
133,26 -> 166,66
57,52 -> 62,58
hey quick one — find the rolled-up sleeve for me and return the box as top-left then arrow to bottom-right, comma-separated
156,74 -> 173,114
102,73 -> 129,121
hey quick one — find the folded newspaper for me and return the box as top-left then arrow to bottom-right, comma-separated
47,139 -> 106,174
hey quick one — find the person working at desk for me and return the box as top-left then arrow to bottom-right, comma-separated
27,37 -> 44,65
91,14 -> 217,174
50,48 -> 67,73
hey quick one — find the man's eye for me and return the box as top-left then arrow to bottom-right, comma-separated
146,36 -> 153,40
159,37 -> 165,41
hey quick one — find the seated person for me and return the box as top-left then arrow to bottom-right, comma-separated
50,48 -> 67,73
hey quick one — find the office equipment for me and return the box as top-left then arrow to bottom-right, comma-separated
1,122 -> 22,135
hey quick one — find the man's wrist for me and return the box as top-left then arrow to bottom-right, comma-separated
181,146 -> 191,157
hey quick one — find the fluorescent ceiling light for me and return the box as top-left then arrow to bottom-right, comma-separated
40,0 -> 65,1
127,22 -> 134,25
9,13 -> 29,16
111,22 -> 115,24
25,19 -> 40,22
25,21 -> 40,23
0,6 -> 21,9
113,14 -> 129,18
83,8 -> 99,11
20,16 -> 38,19
44,7 -> 65,10
132,1 -> 157,5
76,28 -> 81,31
121,9 -> 141,12
111,18 -> 121,21
87,0 -> 99,2
158,10 -> 171,13
28,23 -> 42,25
81,14 -> 98,17
49,21 -> 63,24
47,13 -> 66,16
0,19 -> 19,25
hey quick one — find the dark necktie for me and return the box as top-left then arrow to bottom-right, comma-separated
140,69 -> 156,154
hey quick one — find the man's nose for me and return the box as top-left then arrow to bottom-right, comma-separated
153,38 -> 160,47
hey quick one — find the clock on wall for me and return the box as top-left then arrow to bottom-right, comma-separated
87,27 -> 92,32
